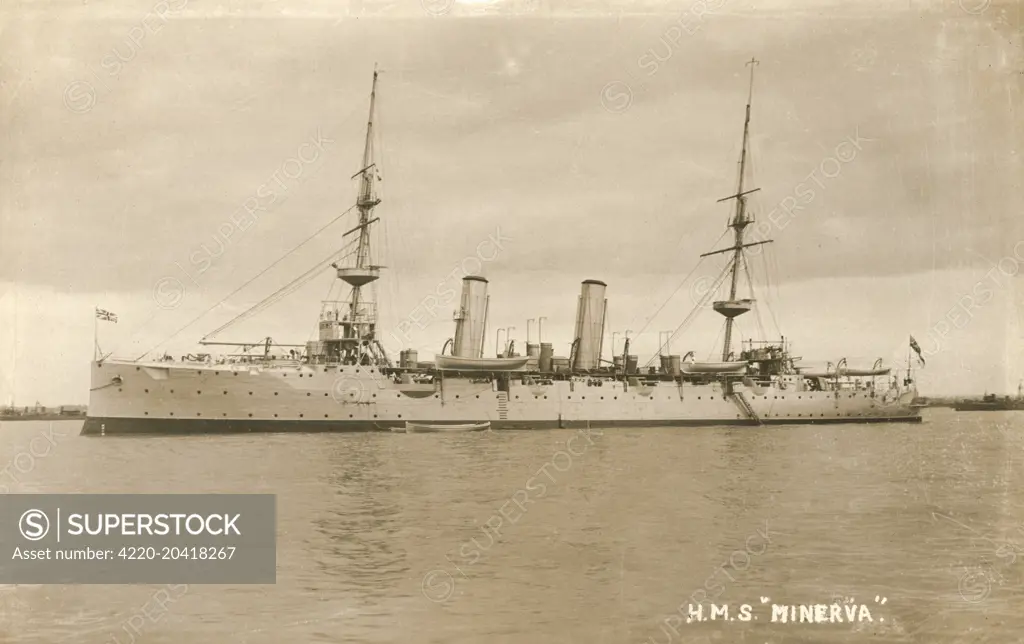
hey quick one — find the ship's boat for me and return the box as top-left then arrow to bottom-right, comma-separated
434,355 -> 529,371
681,361 -> 747,374
841,367 -> 891,377
799,367 -> 891,378
398,422 -> 491,433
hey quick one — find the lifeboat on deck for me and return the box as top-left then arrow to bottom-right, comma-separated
797,365 -> 891,378
681,361 -> 747,375
434,355 -> 530,371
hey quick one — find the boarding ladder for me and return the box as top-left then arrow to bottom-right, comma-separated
730,390 -> 761,425
496,392 -> 509,421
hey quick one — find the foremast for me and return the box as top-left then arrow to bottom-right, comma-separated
321,65 -> 389,366
703,57 -> 771,362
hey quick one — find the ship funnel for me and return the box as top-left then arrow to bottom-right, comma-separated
572,279 -> 608,371
452,276 -> 489,358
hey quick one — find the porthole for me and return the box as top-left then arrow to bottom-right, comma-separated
169,412 -> 174,416
136,367 -> 140,371
274,392 -> 278,396
144,411 -> 149,415
249,392 -> 253,395
299,414 -> 304,418
274,414 -> 278,418
215,371 -> 220,376
224,391 -> 228,395
398,414 -> 402,419
170,389 -> 175,393
248,413 -> 253,418
118,388 -> 123,392
349,414 -> 353,418
324,414 -> 329,418
196,412 -> 201,417
307,393 -> 311,397
197,390 -> 202,395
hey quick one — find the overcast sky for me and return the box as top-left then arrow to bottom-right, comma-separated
1,0 -> 1022,403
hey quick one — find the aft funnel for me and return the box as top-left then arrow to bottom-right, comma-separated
572,279 -> 608,371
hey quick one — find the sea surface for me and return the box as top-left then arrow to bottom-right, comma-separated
1,408 -> 1022,644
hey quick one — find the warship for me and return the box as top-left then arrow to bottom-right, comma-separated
953,384 -> 1024,411
82,62 -> 921,436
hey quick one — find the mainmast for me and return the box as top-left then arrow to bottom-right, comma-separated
350,64 -> 381,317
702,58 -> 771,362
322,65 -> 387,366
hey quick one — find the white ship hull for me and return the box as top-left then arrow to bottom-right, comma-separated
82,360 -> 922,435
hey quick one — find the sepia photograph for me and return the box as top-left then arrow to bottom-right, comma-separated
1,0 -> 1022,641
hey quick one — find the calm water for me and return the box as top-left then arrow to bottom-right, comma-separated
1,408 -> 1022,644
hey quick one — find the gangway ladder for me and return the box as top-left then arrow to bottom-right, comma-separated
497,392 -> 509,422
731,390 -> 761,425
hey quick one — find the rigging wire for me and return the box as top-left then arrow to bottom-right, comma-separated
373,82 -> 397,338
632,227 -> 729,343
203,243 -> 358,341
741,252 -> 767,342
707,320 -> 727,362
134,206 -> 359,360
642,259 -> 732,368
759,247 -> 783,338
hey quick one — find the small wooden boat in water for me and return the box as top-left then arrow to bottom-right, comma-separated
397,421 -> 491,433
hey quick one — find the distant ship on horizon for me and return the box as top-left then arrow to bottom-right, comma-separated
954,383 -> 1024,412
82,60 -> 922,436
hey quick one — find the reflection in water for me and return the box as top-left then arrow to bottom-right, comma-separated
1,410 -> 1023,644
316,437 -> 407,599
